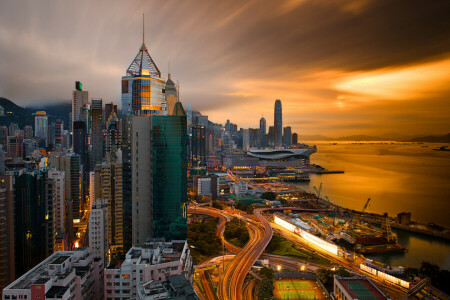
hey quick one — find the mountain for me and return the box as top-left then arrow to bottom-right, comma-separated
0,97 -> 34,128
27,102 -> 72,128
409,134 -> 450,143
0,97 -> 72,130
299,134 -> 334,141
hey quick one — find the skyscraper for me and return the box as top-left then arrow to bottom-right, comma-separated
54,119 -> 64,146
274,99 -> 282,148
23,125 -> 33,140
35,111 -> 49,142
72,81 -> 89,124
165,73 -> 178,115
260,117 -> 266,136
91,98 -> 103,165
132,104 -> 188,244
283,126 -> 292,146
292,132 -> 298,145
0,126 -> 8,148
121,34 -> 165,116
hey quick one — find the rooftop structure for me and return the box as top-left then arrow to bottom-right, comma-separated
333,275 -> 389,300
104,240 -> 194,299
3,248 -> 104,300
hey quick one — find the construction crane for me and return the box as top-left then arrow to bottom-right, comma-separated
313,182 -> 323,203
382,217 -> 397,243
349,198 -> 371,228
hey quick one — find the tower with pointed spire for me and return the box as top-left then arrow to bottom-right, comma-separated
121,15 -> 166,116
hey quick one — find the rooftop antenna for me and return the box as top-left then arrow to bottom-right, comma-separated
168,60 -> 171,79
142,13 -> 145,44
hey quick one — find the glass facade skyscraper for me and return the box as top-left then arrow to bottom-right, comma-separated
274,99 -> 282,148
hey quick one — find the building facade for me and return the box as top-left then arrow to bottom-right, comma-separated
274,99 -> 282,148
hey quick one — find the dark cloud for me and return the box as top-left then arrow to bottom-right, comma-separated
0,0 -> 449,135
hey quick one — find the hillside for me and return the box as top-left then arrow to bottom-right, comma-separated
409,133 -> 450,143
0,97 -> 34,128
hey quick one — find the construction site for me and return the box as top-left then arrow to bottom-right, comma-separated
282,187 -> 407,255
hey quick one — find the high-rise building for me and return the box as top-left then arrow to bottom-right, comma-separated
0,175 -> 14,291
132,103 -> 188,245
48,169 -> 66,236
7,136 -> 23,158
121,115 -> 133,252
260,117 -> 266,135
292,132 -> 298,145
165,73 -> 178,115
274,99 -> 282,148
73,121 -> 87,165
283,126 -> 292,146
0,126 -> 8,148
106,113 -> 121,154
91,98 -> 103,165
8,123 -> 19,137
72,81 -> 89,124
88,198 -> 109,264
121,36 -> 165,116
54,119 -> 64,146
23,125 -> 33,139
99,154 -> 123,252
13,171 -> 53,278
104,102 -> 118,123
268,126 -> 275,147
191,125 -> 206,166
242,128 -> 250,151
35,111 -> 48,145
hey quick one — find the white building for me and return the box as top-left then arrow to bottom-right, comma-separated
88,198 -> 109,265
72,86 -> 89,124
35,111 -> 48,143
234,180 -> 248,198
2,248 -> 104,300
48,169 -> 66,235
104,240 -> 194,300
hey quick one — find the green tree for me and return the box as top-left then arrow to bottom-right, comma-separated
261,192 -> 277,201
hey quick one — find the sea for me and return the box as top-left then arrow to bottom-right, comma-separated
295,141 -> 450,270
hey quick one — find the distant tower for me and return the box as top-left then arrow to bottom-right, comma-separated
274,99 -> 282,148
72,81 -> 89,124
35,111 -> 48,145
165,73 -> 178,115
91,98 -> 103,165
283,126 -> 292,146
260,117 -> 266,136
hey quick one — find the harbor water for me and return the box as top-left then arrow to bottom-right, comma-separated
296,141 -> 450,270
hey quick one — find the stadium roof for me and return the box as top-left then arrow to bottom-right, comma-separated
247,148 -> 314,160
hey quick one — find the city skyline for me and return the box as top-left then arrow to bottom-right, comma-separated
1,0 -> 449,136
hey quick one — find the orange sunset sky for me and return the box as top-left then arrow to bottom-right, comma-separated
0,0 -> 449,136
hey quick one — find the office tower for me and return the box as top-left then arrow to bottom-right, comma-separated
23,125 -> 33,139
194,175 -> 219,200
72,81 -> 89,124
48,169 -> 66,236
13,171 -> 53,277
242,129 -> 250,151
191,125 -> 206,166
91,98 -> 103,165
0,126 -> 8,147
165,73 -> 178,115
121,35 -> 165,116
99,154 -> 123,252
274,99 -> 282,148
268,126 -> 275,147
8,123 -> 19,137
73,121 -> 87,164
0,175 -> 14,291
283,126 -> 292,146
104,102 -> 118,123
48,123 -> 55,146
106,112 -> 121,154
132,102 -> 188,244
34,111 -> 48,144
54,119 -> 64,146
260,117 -> 266,135
88,198 -> 109,263
7,136 -> 23,158
292,132 -> 298,145
121,115 -> 133,252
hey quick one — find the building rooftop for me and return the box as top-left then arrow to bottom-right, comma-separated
51,255 -> 70,265
336,276 -> 388,300
46,286 -> 69,298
